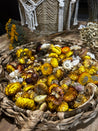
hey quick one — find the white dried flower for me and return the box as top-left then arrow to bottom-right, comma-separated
72,55 -> 81,60
9,70 -> 19,78
72,55 -> 81,66
41,43 -> 50,50
10,77 -> 23,83
63,60 -> 73,70
87,52 -> 95,59
54,44 -> 61,47
18,78 -> 23,83
72,59 -> 80,66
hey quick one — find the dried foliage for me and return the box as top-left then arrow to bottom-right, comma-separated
80,22 -> 98,47
5,18 -> 26,49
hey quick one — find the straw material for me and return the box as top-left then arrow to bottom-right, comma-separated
0,41 -> 98,131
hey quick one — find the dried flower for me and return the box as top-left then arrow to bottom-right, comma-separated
69,73 -> 78,81
78,66 -> 85,74
41,63 -> 52,75
51,58 -> 58,68
63,60 -> 73,70
64,87 -> 78,102
72,82 -> 84,91
61,47 -> 70,54
47,75 -> 57,86
5,82 -> 22,96
65,51 -> 73,57
50,44 -> 61,55
57,102 -> 69,112
49,53 -> 58,58
78,72 -> 91,85
15,97 -> 35,109
90,75 -> 98,85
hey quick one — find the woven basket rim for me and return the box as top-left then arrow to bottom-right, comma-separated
0,41 -> 98,131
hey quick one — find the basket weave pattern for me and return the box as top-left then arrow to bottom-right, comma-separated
0,41 -> 98,131
36,0 -> 59,33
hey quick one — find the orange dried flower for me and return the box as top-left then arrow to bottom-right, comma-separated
61,47 -> 70,54
64,87 -> 78,102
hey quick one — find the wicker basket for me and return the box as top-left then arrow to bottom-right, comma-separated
18,0 -> 74,34
0,41 -> 98,131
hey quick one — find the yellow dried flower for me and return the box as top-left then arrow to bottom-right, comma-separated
27,50 -> 32,57
83,59 -> 91,68
78,66 -> 85,74
48,83 -> 59,94
74,94 -> 88,108
30,56 -> 35,61
68,73 -> 78,81
90,75 -> 98,85
49,53 -> 58,58
18,58 -> 25,64
41,63 -> 52,75
34,83 -> 48,95
55,69 -> 63,79
78,72 -> 91,85
57,102 -> 68,112
65,51 -> 73,58
48,101 -> 57,110
34,66 -> 41,72
37,78 -> 47,84
29,91 -> 36,99
16,48 -> 24,57
62,57 -> 73,63
50,44 -> 61,55
61,84 -> 68,91
23,85 -> 34,92
23,48 -> 29,54
15,92 -> 22,100
5,82 -> 22,96
21,92 -> 30,98
59,54 -> 66,60
47,75 -> 57,86
6,64 -> 15,72
51,58 -> 58,68
22,81 -> 27,87
89,68 -> 96,75
15,97 -> 35,109
83,55 -> 91,60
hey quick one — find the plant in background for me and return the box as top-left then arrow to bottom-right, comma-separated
5,18 -> 26,50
